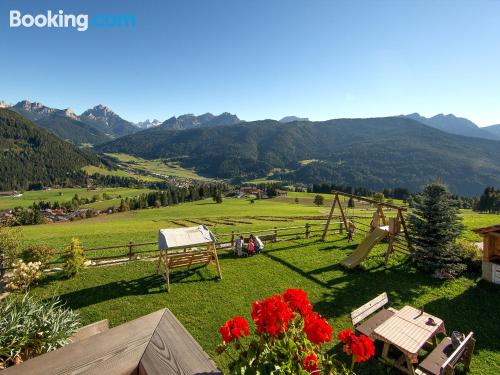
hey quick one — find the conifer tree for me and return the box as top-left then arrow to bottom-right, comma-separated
408,183 -> 466,278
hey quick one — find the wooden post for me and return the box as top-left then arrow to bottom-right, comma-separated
378,205 -> 388,226
230,231 -> 235,246
398,209 -> 413,252
305,223 -> 310,239
274,227 -> 278,242
336,194 -> 349,237
128,241 -> 133,260
321,193 -> 338,241
339,222 -> 344,234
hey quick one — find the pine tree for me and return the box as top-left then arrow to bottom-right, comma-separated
213,189 -> 223,204
408,183 -> 466,278
313,195 -> 324,206
348,197 -> 355,208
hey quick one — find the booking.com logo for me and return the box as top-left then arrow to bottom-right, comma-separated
9,10 -> 136,31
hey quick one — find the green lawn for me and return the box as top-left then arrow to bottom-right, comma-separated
0,187 -> 153,211
104,153 -> 207,180
82,165 -> 163,182
30,235 -> 500,374
18,198 -> 498,256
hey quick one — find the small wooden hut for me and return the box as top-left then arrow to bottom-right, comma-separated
157,226 -> 221,291
473,224 -> 500,284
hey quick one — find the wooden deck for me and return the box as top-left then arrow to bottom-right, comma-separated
4,309 -> 221,375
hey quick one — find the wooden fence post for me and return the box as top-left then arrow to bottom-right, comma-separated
230,231 -> 235,246
274,227 -> 278,242
339,222 -> 344,234
305,223 -> 310,239
128,242 -> 133,260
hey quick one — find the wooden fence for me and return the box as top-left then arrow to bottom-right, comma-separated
33,221 -> 346,268
1,220 -> 410,271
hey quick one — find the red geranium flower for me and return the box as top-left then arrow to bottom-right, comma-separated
251,295 -> 293,336
303,312 -> 333,345
350,334 -> 375,363
282,288 -> 313,317
337,328 -> 355,355
219,316 -> 249,343
302,352 -> 319,373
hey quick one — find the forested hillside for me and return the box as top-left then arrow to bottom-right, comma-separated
36,115 -> 111,145
0,109 -> 100,190
98,117 -> 500,195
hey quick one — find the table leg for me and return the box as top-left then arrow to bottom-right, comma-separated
382,342 -> 390,360
405,355 -> 416,375
432,335 -> 438,348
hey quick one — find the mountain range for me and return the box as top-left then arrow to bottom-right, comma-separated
7,101 -> 138,145
403,113 -> 500,140
2,98 -> 500,195
97,116 -> 500,196
160,112 -> 241,130
280,116 -> 309,123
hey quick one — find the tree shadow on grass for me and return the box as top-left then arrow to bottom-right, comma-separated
423,281 -> 500,353
45,265 -> 219,310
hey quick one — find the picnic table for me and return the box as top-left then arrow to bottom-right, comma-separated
373,305 -> 446,375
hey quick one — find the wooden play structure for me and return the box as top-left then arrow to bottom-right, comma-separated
156,226 -> 222,292
322,191 -> 412,268
473,224 -> 500,284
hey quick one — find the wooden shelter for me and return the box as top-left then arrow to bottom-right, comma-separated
473,224 -> 500,284
3,309 -> 221,375
157,226 -> 222,291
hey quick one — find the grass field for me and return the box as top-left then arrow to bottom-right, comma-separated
30,235 -> 500,374
104,153 -> 207,180
0,187 -> 153,211
82,165 -> 162,182
12,196 -> 500,374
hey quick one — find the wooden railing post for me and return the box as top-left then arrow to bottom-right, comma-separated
339,222 -> 344,234
274,227 -> 278,242
305,223 -> 310,239
128,241 -> 133,260
230,231 -> 235,246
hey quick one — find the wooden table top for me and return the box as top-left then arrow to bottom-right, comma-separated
373,306 -> 445,359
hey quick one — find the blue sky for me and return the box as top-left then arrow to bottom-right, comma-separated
1,0 -> 499,125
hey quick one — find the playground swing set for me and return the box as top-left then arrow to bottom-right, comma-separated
321,191 -> 412,269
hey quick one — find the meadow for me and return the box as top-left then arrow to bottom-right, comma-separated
12,195 -> 500,374
0,187 -> 153,211
104,153 -> 208,180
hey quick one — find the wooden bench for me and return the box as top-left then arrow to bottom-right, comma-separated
351,292 -> 396,338
416,332 -> 475,375
157,247 -> 222,292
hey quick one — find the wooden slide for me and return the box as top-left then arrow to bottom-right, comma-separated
341,227 -> 389,269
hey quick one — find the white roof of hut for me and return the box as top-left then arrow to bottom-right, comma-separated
158,225 -> 215,250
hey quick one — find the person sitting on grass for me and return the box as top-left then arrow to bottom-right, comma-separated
234,235 -> 244,257
248,238 -> 255,255
251,234 -> 264,253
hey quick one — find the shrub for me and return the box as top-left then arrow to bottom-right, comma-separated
21,245 -> 56,268
0,226 -> 22,279
456,241 -> 482,273
63,238 -> 85,278
216,288 -> 370,374
6,260 -> 42,292
0,293 -> 80,368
